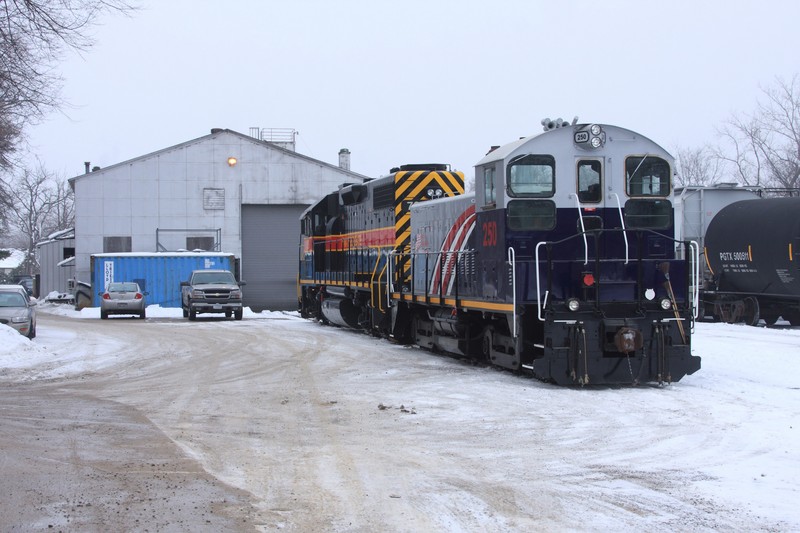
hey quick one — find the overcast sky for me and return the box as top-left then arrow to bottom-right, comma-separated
25,0 -> 800,182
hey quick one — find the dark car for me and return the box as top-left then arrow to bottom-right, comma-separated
99,282 -> 147,319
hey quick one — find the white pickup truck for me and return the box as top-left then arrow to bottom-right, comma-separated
180,269 -> 245,320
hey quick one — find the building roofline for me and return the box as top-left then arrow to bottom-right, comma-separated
68,128 -> 370,184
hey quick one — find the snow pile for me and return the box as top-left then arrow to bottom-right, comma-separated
0,324 -> 51,369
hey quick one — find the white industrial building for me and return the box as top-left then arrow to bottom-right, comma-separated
65,128 -> 367,310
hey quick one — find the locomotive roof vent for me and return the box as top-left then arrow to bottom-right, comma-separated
541,116 -> 579,131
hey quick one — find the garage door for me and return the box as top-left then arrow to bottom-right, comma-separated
241,204 -> 307,311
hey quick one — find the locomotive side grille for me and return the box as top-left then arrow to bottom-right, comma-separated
393,170 -> 465,282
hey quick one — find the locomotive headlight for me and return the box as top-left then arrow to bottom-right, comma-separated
660,298 -> 672,310
590,124 -> 602,136
567,298 -> 581,312
590,136 -> 602,148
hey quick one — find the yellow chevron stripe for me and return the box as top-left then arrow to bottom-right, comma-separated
395,170 -> 425,199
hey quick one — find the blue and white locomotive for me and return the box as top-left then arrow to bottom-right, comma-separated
299,120 -> 702,385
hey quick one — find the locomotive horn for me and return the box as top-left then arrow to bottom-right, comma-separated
659,262 -> 687,344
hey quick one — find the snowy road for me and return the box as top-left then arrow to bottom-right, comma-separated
1,308 -> 798,531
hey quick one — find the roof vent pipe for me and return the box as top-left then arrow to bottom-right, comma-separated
84,162 -> 90,174
339,148 -> 351,171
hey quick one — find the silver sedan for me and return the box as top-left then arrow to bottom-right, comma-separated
0,287 -> 36,338
99,282 -> 147,319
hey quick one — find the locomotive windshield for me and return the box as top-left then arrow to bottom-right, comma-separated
625,156 -> 671,197
507,154 -> 555,197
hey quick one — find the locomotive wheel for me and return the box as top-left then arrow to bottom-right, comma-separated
742,297 -> 760,327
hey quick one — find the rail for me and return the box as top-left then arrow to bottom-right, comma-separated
609,193 -> 629,264
572,194 -> 589,265
508,246 -> 517,337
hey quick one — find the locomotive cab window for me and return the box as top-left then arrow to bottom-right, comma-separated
625,156 -> 671,197
577,159 -> 602,203
507,200 -> 556,231
484,166 -> 496,207
624,199 -> 672,229
507,154 -> 555,197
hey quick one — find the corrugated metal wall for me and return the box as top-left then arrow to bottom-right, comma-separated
37,238 -> 75,297
241,204 -> 306,311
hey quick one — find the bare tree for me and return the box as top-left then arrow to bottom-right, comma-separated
4,162 -> 74,275
674,145 -> 722,187
716,76 -> 800,189
0,0 -> 136,169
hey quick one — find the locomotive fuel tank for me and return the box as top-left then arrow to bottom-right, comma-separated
705,197 -> 800,297
319,287 -> 362,329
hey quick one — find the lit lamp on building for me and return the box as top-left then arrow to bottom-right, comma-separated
227,156 -> 238,167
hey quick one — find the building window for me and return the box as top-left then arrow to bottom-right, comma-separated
63,247 -> 75,260
204,188 -> 225,210
186,236 -> 215,251
103,236 -> 131,253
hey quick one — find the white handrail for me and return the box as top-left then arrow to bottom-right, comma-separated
609,192 -> 629,265
689,240 -> 700,319
535,241 -> 547,321
508,247 -> 517,337
572,194 -> 589,265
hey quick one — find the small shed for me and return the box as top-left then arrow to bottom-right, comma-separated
35,228 -> 76,299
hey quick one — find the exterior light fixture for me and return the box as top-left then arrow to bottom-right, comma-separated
227,157 -> 238,167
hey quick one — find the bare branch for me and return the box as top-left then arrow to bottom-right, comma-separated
717,75 -> 800,189
0,0 -> 137,171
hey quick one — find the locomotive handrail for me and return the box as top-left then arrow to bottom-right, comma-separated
535,240 -> 547,321
609,192 -> 630,264
508,246 -> 517,337
689,239 -> 700,319
391,249 -> 475,303
385,250 -> 393,310
572,194 -> 589,265
534,228 -> 697,322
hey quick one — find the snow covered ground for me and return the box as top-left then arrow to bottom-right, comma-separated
2,302 -> 799,530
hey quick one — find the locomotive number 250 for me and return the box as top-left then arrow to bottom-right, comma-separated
482,221 -> 498,247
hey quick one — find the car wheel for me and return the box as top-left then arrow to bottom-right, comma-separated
139,311 -> 146,319
101,310 -> 108,320
189,308 -> 196,321
182,307 -> 188,318
234,309 -> 243,321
